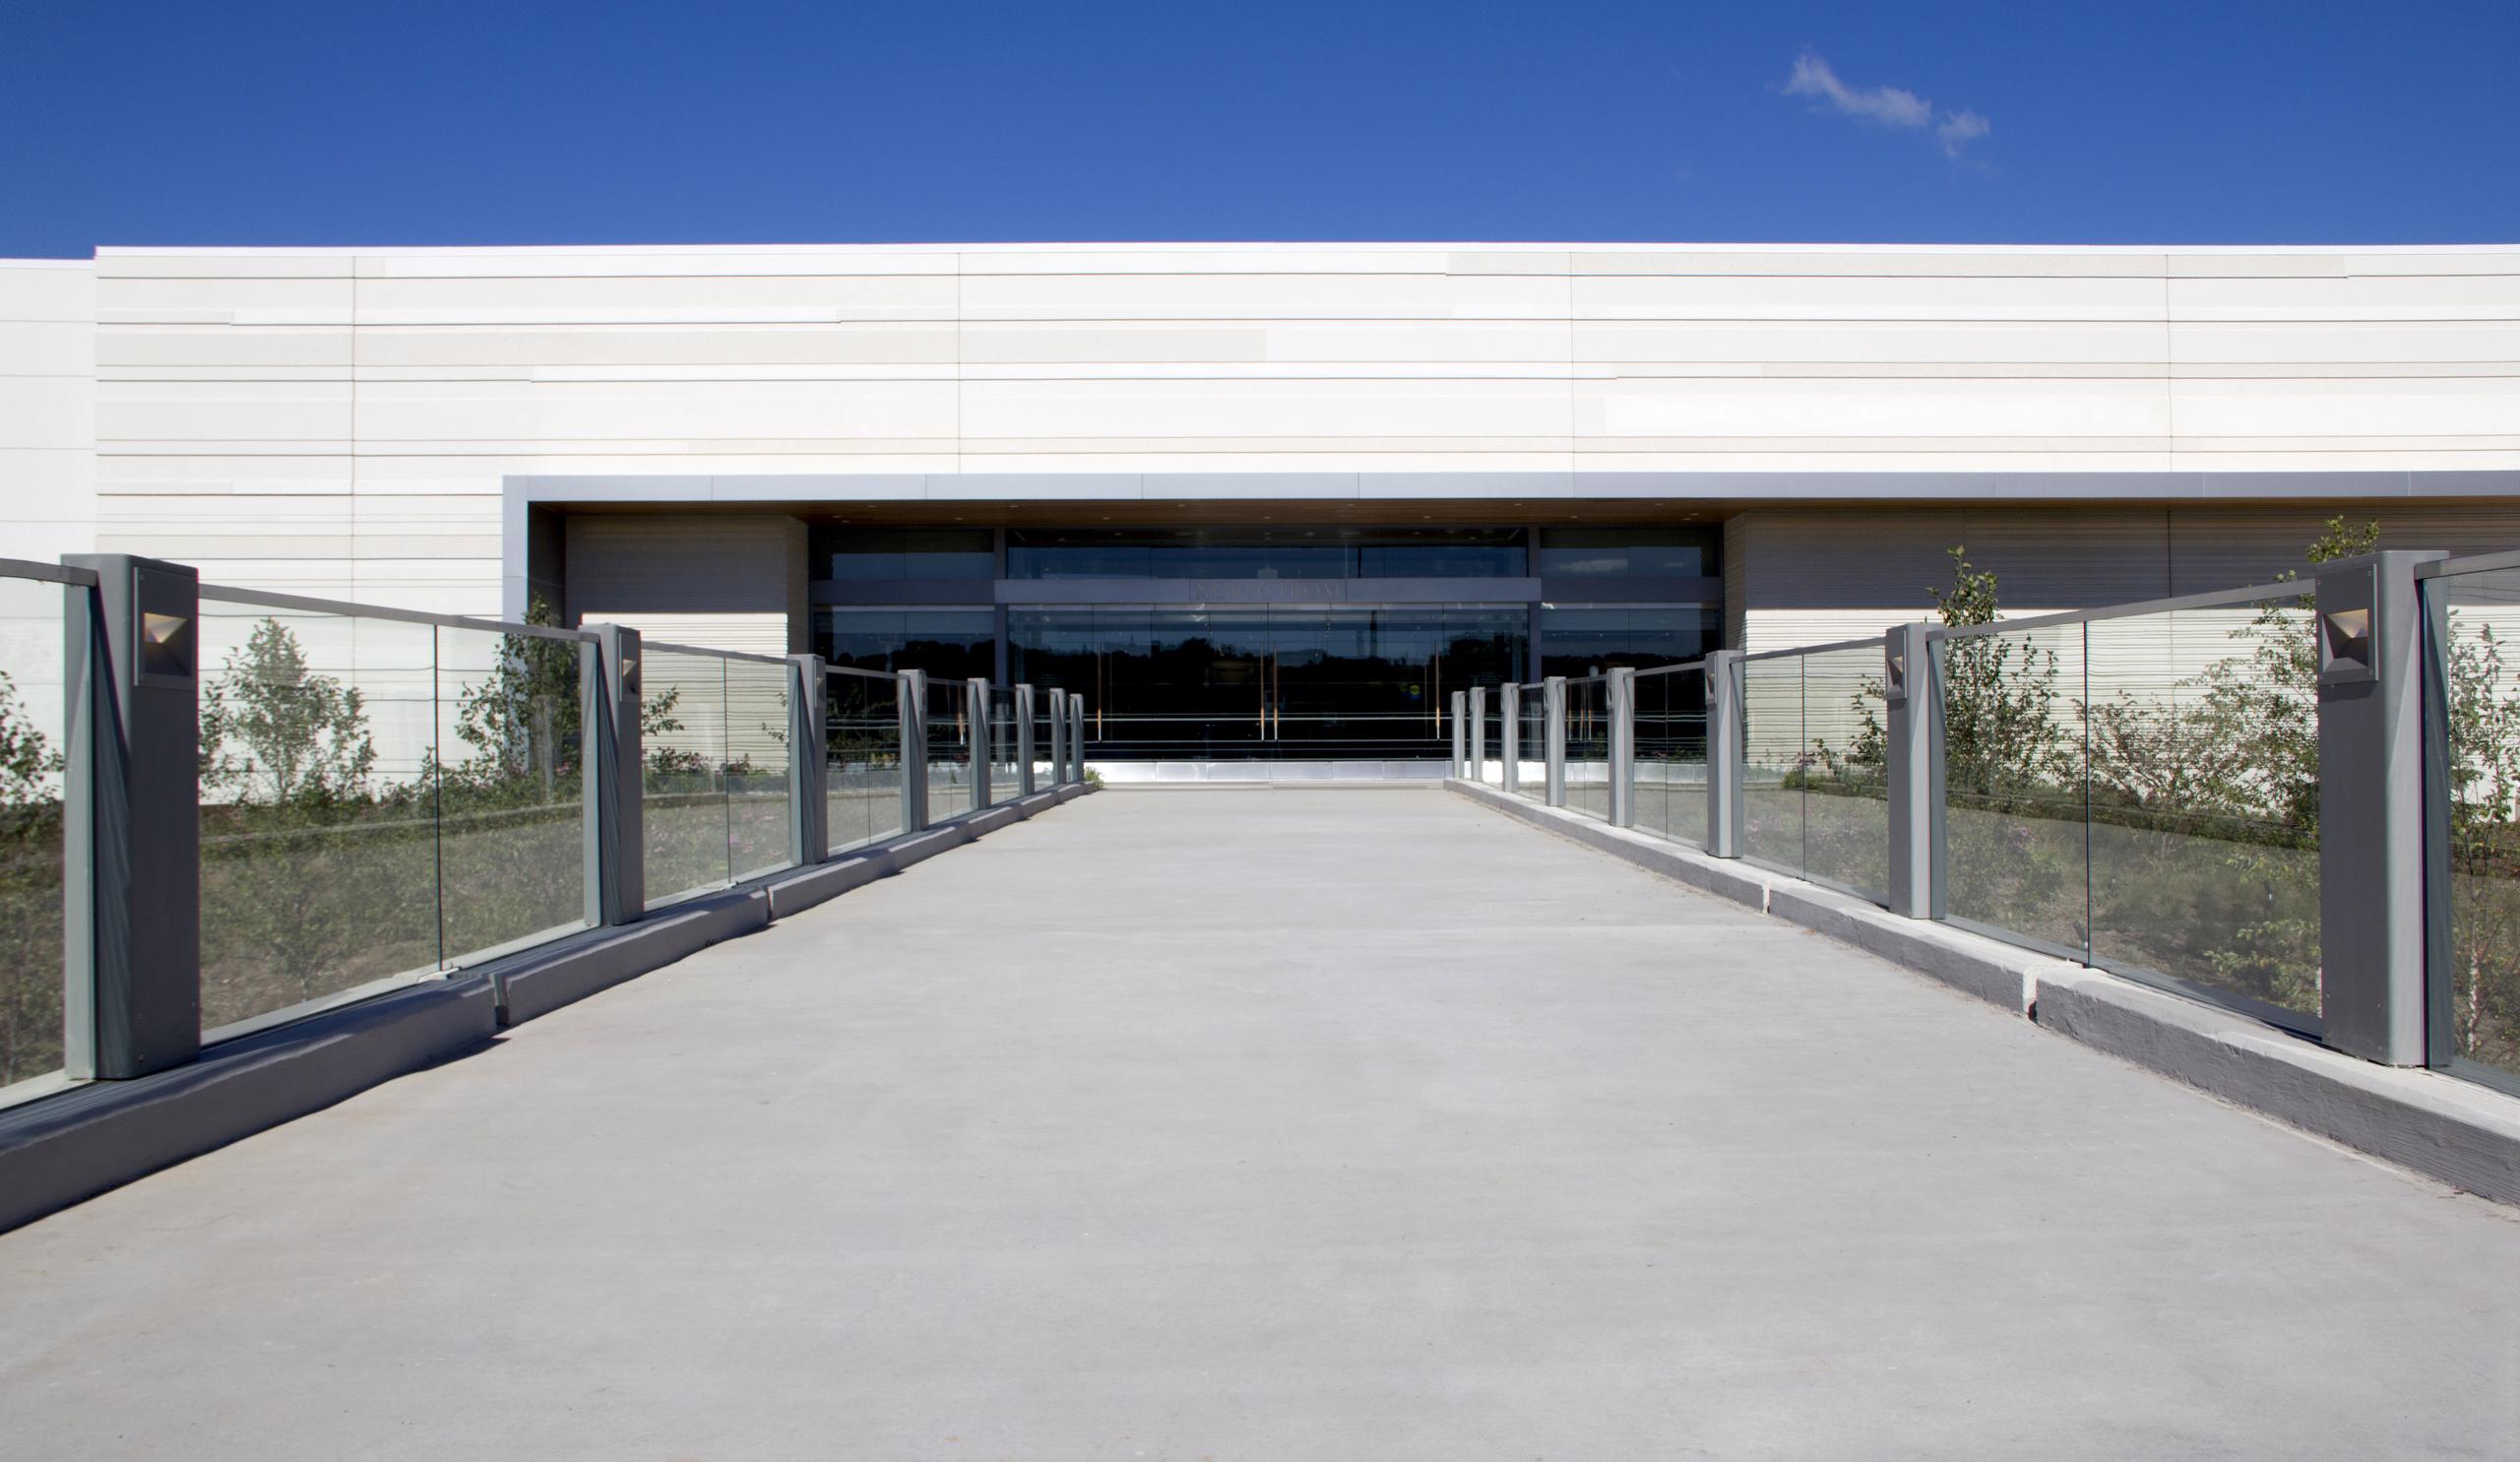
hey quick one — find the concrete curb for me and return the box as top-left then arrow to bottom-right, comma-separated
0,779 -> 1103,1235
0,977 -> 499,1234
1448,777 -> 2520,1207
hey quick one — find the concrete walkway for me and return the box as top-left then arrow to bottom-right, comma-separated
4,788 -> 2517,1459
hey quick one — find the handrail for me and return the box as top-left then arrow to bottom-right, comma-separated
199,582 -> 597,644
640,637 -> 792,667
1740,633 -> 1884,662
1631,659 -> 1708,680
1926,578 -> 2307,642
0,558 -> 98,588
2419,548 -> 2520,581
826,664 -> 900,684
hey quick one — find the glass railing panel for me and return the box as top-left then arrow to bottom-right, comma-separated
641,646 -> 733,906
1938,622 -> 2091,958
433,621 -> 595,966
2428,564 -> 2520,1085
826,669 -> 902,856
197,595 -> 441,1039
1740,655 -> 1805,873
1028,693 -> 1051,791
1636,667 -> 1708,848
1563,677 -> 1612,821
0,574 -> 73,1096
724,656 -> 793,880
988,688 -> 1020,804
1516,687 -> 1547,802
2084,596 -> 2322,1028
1481,702 -> 1503,785
1797,644 -> 1889,902
927,679 -> 974,821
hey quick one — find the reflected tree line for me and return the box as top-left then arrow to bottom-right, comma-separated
0,600 -> 728,1083
1795,521 -> 2520,1074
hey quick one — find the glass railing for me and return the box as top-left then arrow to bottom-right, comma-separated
826,667 -> 904,857
1481,699 -> 1504,785
1740,640 -> 1888,904
987,686 -> 1021,804
927,677 -> 976,822
195,588 -> 600,1041
1633,664 -> 1708,848
1938,583 -> 2322,1031
433,617 -> 597,971
1028,690 -> 1052,792
1563,675 -> 1611,820
640,643 -> 799,907
2422,558 -> 2520,1088
1514,686 -> 1547,802
0,565 -> 79,1097
724,655 -> 794,880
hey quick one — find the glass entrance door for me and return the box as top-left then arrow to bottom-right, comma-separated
1009,604 -> 1524,761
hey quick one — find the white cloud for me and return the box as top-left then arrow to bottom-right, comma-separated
1784,52 -> 1989,159
1936,108 -> 1991,159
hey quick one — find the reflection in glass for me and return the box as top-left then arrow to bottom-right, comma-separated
0,577 -> 71,1092
1539,604 -> 1720,679
642,647 -> 733,906
2434,564 -> 2520,1085
825,668 -> 903,856
197,600 -> 442,1037
1009,604 -> 1524,761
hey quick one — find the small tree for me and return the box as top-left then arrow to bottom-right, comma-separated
200,618 -> 378,805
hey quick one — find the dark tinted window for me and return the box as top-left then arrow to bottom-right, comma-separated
1006,528 -> 1525,580
820,607 -> 996,681
1540,604 -> 1721,678
811,528 -> 995,581
1536,528 -> 1719,579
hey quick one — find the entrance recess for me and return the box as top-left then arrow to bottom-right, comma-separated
1010,604 -> 1524,761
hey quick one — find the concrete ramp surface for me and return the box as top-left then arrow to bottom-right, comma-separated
3,788 -> 2517,1459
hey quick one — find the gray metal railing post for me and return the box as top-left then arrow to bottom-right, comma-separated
2316,549 -> 2447,1065
1070,698 -> 1086,782
60,553 -> 200,1078
1015,682 -> 1037,795
1450,690 -> 1467,775
966,676 -> 992,807
788,654 -> 827,865
1500,683 -> 1521,793
1884,624 -> 1940,919
1705,649 -> 1745,858
1608,667 -> 1636,828
1544,675 -> 1568,807
1468,686 -> 1486,782
589,622 -> 646,924
898,668 -> 928,832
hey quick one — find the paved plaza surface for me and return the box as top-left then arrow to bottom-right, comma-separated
3,788 -> 2517,1458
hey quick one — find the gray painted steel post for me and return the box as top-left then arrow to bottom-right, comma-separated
898,668 -> 928,832
1468,686 -> 1486,782
2315,550 -> 2445,1064
61,554 -> 200,1079
1015,683 -> 1037,795
1500,683 -> 1521,793
1883,625 -> 1941,919
1069,698 -> 1086,782
1705,650 -> 1745,858
966,676 -> 992,807
1608,667 -> 1636,828
1544,675 -> 1568,807
788,655 -> 827,865
590,623 -> 645,923
1450,690 -> 1467,775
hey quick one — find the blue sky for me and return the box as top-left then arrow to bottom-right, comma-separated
4,0 -> 2516,255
